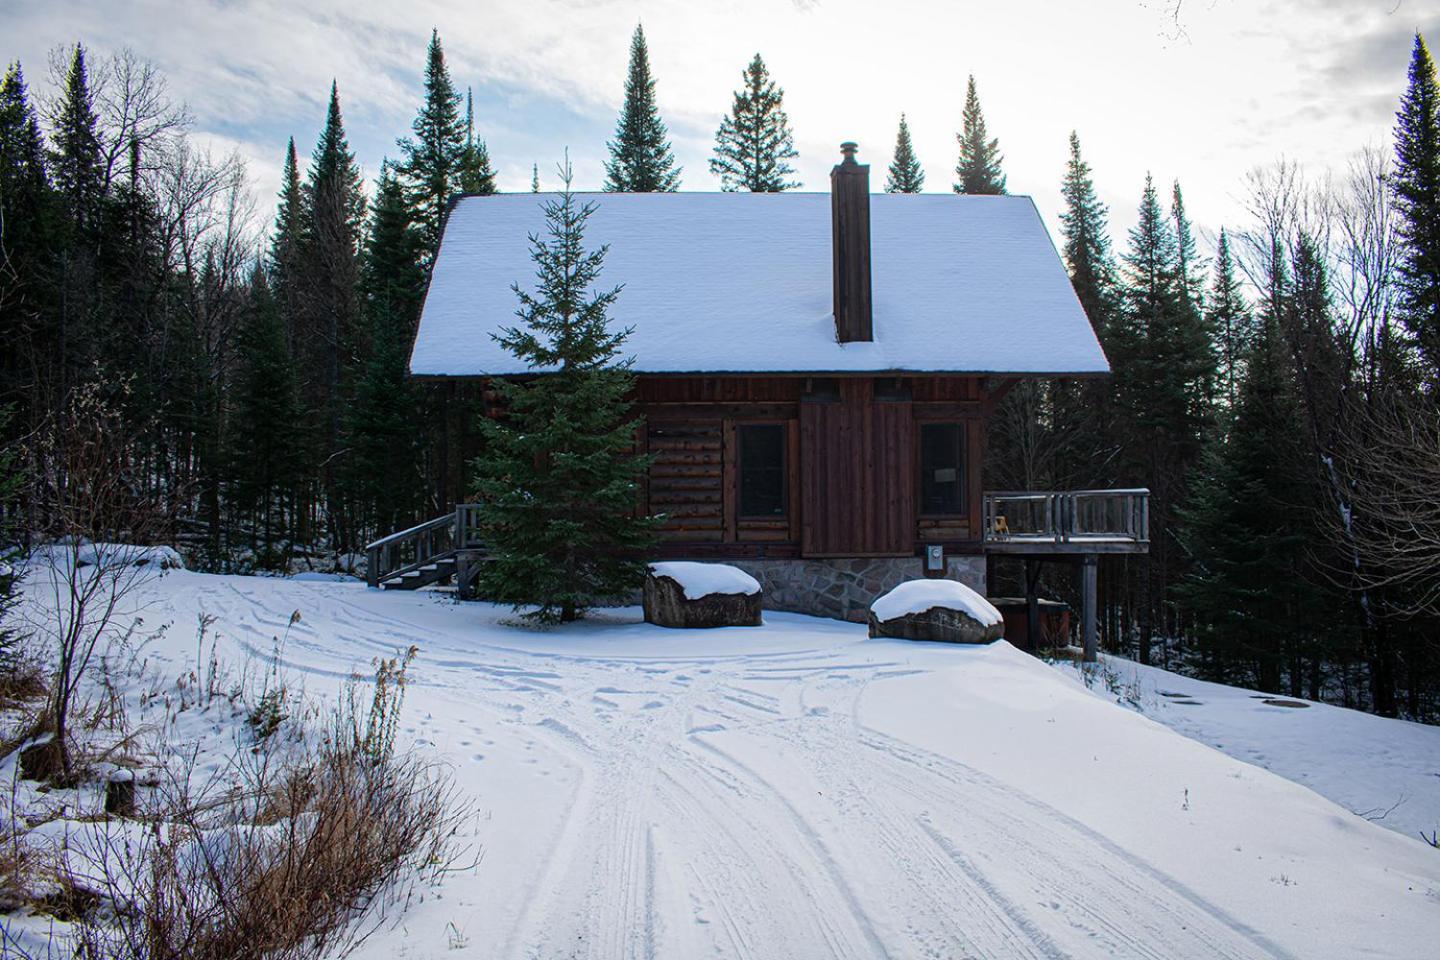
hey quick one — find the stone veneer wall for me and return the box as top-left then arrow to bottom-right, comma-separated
726,556 -> 986,623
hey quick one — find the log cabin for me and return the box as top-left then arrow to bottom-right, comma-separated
383,143 -> 1148,656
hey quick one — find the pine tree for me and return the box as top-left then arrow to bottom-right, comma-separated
885,114 -> 924,193
344,165 -> 426,539
397,30 -> 468,261
472,162 -> 656,622
228,269 -> 306,568
709,54 -> 799,192
1391,32 -> 1440,378
1170,182 -> 1205,312
457,88 -> 497,196
531,163 -> 540,193
953,75 -> 1005,195
1207,229 -> 1252,409
604,25 -> 681,192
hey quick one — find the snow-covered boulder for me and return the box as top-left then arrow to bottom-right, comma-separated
644,562 -> 763,629
868,579 -> 1004,644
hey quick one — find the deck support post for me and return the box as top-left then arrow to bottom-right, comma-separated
1081,554 -> 1098,663
1024,559 -> 1042,651
456,552 -> 472,602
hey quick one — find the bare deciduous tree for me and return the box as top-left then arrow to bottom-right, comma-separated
21,381 -> 172,784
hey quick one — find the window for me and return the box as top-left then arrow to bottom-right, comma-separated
919,423 -> 967,515
739,424 -> 787,517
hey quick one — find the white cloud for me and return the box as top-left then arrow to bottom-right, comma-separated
8,0 -> 1435,250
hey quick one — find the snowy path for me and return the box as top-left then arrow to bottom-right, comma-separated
77,573 -> 1440,958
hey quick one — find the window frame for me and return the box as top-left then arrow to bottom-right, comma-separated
916,421 -> 969,518
736,421 -> 790,520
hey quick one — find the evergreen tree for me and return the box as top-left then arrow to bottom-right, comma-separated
1048,131 -> 1119,489
532,163 -> 540,193
228,269 -> 306,568
0,63 -> 56,413
953,75 -> 1005,195
1180,306 -> 1319,691
1208,229 -> 1252,409
0,63 -> 51,258
709,54 -> 799,192
885,114 -> 924,193
1058,132 -> 1115,336
269,137 -> 306,353
604,24 -> 681,192
47,44 -> 104,236
1110,174 -> 1215,662
1170,182 -> 1204,310
1391,32 -> 1440,378
300,81 -> 365,547
457,88 -> 497,196
397,30 -> 468,261
344,165 -> 426,538
472,162 -> 656,622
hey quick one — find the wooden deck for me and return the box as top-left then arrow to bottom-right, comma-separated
982,489 -> 1149,555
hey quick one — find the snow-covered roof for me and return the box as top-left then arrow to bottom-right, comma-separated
409,191 -> 1109,377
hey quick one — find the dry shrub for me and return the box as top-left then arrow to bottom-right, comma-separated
60,656 -> 467,960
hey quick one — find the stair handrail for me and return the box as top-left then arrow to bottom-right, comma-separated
365,513 -> 455,588
365,504 -> 487,588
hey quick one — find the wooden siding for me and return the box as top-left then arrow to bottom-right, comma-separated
636,375 -> 985,558
799,380 -> 915,557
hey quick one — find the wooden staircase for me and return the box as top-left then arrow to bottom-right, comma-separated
365,504 -> 488,598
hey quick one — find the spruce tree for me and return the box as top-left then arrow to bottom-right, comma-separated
1058,132 -> 1115,336
1391,32 -> 1440,378
1111,174 -> 1214,662
1049,131 -> 1118,488
301,81 -> 365,548
269,137 -> 306,353
472,162 -> 656,622
397,30 -> 468,261
953,75 -> 1005,195
228,269 -> 306,568
709,54 -> 799,192
458,88 -> 497,196
605,25 -> 681,192
885,114 -> 924,193
47,44 -> 104,236
0,63 -> 56,411
532,163 -> 540,193
1180,307 -> 1318,690
1208,229 -> 1252,409
344,165 -> 426,539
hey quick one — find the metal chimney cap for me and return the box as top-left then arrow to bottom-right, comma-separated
839,141 -> 859,163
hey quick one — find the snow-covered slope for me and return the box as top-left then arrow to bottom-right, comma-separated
1053,655 -> 1440,846
18,569 -> 1440,958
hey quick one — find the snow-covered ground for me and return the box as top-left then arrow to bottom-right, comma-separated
12,567 -> 1440,958
1055,655 -> 1440,846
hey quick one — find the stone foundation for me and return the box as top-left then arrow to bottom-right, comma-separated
724,556 -> 986,623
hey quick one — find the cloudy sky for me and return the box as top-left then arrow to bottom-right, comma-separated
7,0 -> 1437,250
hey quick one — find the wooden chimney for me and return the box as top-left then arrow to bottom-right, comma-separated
831,141 -> 873,343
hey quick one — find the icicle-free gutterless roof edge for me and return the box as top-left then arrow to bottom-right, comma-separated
410,191 -> 1109,377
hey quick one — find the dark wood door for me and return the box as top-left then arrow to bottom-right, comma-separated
800,388 -> 915,557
